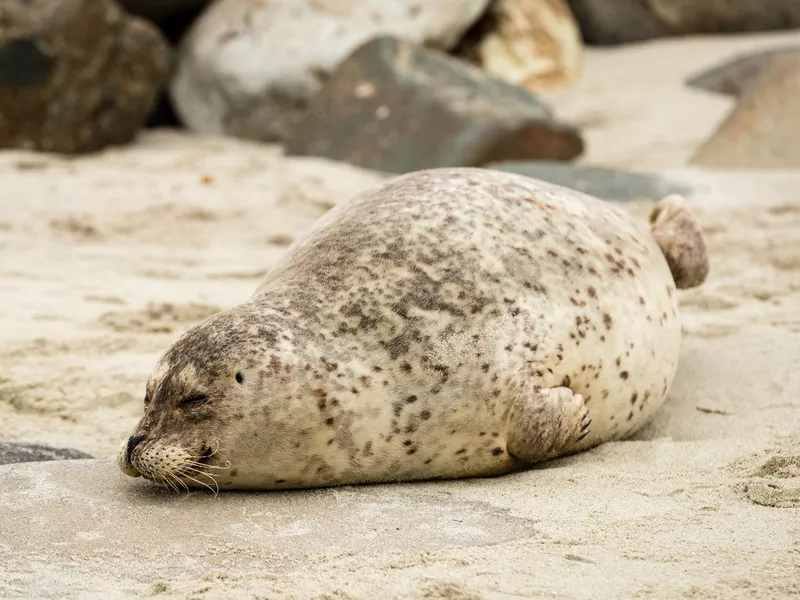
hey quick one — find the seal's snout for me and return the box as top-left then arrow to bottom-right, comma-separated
125,434 -> 147,467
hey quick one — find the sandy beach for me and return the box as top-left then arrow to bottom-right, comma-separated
0,30 -> 798,600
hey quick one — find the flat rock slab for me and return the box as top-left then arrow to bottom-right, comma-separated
0,442 -> 92,465
692,53 -> 800,168
686,46 -> 800,97
285,36 -> 583,174
485,161 -> 693,201
0,459 -> 542,596
1,431 -> 797,599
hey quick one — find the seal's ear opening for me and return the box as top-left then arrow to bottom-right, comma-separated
235,372 -> 244,384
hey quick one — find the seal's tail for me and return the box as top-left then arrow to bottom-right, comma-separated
649,195 -> 709,290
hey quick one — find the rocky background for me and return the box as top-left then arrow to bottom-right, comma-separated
2,0 -> 800,173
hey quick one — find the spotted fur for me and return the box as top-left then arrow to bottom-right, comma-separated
118,168 -> 707,490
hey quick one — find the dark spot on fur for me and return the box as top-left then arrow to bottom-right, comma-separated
491,447 -> 504,456
603,313 -> 613,330
620,371 -> 629,380
325,417 -> 335,426
420,409 -> 431,420
432,364 -> 449,382
406,395 -> 418,404
560,375 -> 571,387
400,362 -> 412,373
630,392 -> 638,404
455,448 -> 467,455
235,372 -> 244,384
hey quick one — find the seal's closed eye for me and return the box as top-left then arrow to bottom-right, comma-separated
178,393 -> 209,408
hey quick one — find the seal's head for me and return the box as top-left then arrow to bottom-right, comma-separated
117,302 -> 295,492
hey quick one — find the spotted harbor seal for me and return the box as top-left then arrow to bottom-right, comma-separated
118,167 -> 708,491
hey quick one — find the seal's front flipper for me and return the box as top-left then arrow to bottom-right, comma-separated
506,380 -> 590,464
650,194 -> 709,290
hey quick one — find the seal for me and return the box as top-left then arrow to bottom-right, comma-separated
117,167 -> 709,491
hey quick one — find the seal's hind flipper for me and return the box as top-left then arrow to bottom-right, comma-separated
506,380 -> 590,464
649,195 -> 709,290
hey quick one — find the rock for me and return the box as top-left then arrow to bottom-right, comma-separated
568,0 -> 800,45
691,53 -> 800,169
0,459 -> 540,596
687,47 -> 800,98
0,0 -> 171,154
567,0 -> 670,45
0,442 -> 92,465
170,0 -> 491,143
486,161 -> 692,201
454,0 -> 583,92
285,37 -> 584,174
117,0 -> 210,23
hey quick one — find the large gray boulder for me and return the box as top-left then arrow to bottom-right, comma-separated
170,0 -> 491,143
285,37 -> 584,174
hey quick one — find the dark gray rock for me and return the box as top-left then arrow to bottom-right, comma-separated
567,0 -> 670,45
485,161 -> 692,201
687,47 -> 800,97
0,442 -> 92,465
568,0 -> 800,45
0,0 -> 171,154
285,36 -> 583,175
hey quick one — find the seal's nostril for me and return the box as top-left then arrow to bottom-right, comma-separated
126,435 -> 147,466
